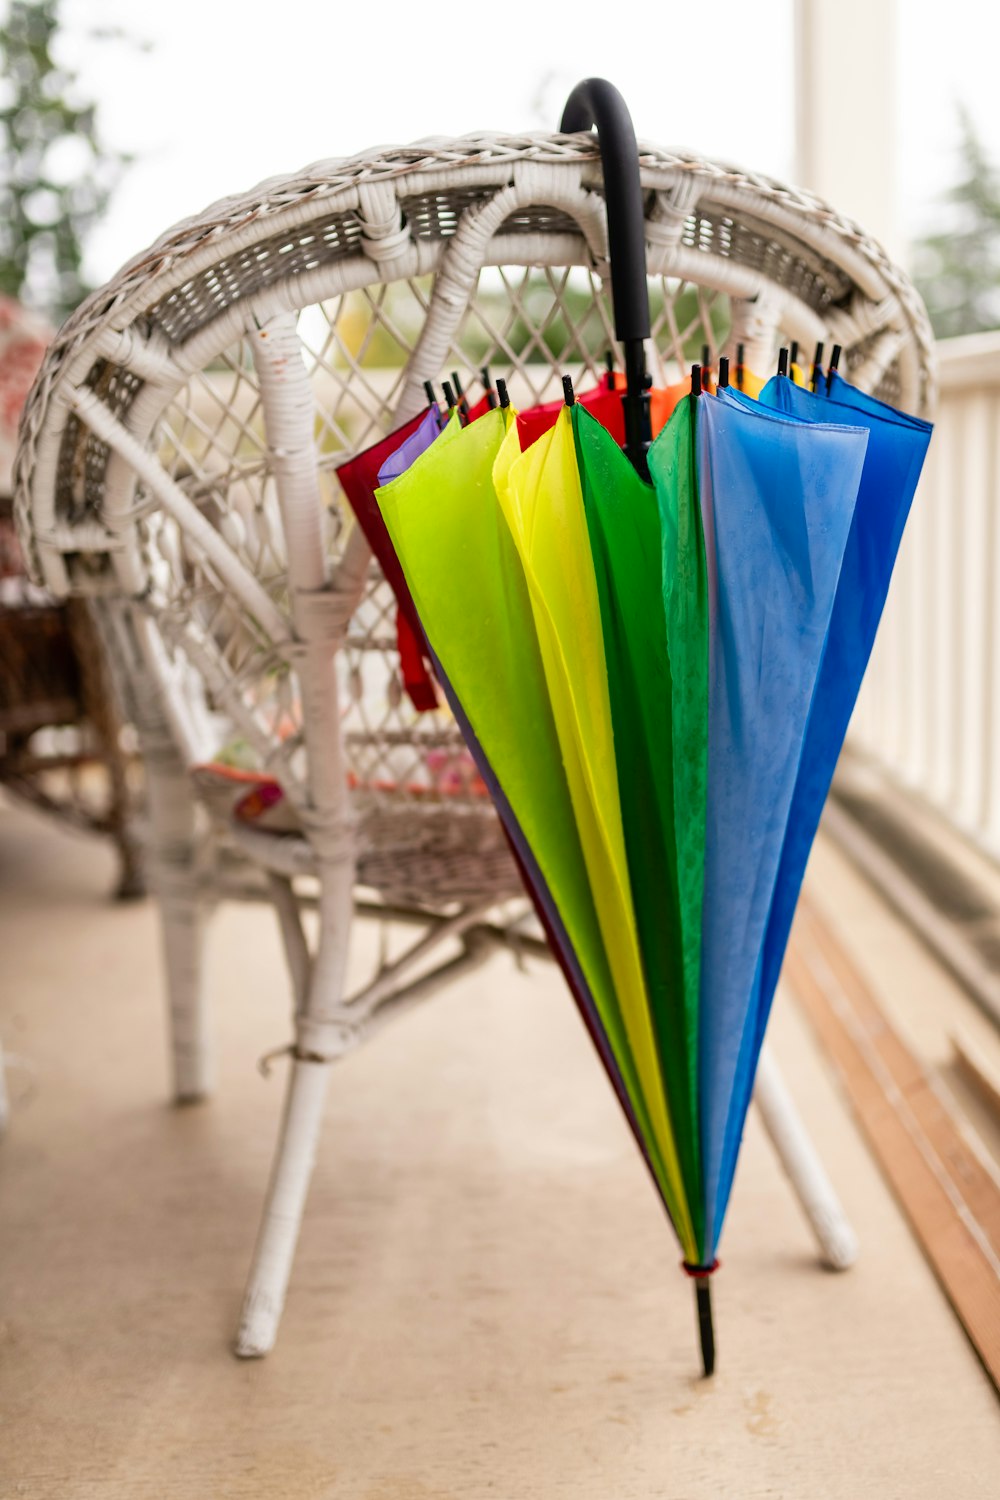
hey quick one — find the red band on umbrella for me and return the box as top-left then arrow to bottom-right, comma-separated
681,1259 -> 721,1278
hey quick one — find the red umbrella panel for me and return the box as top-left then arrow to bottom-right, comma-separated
335,406 -> 444,712
516,369 -> 707,451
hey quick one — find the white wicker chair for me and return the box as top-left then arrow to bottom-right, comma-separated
14,127 -> 934,1356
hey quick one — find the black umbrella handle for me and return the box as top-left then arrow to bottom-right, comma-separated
560,78 -> 652,475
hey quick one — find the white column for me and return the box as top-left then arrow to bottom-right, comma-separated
794,0 -> 901,262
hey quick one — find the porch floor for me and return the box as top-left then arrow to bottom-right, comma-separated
1,796 -> 997,1497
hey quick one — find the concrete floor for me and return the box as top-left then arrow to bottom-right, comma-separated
1,797 -> 998,1498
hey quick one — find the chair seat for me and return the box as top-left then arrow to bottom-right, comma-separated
222,792 -> 519,909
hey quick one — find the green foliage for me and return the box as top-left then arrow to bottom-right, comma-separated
913,107 -> 1000,340
0,0 -> 127,321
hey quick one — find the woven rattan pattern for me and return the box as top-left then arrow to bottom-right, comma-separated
14,131 -> 936,561
11,129 -> 936,911
147,209 -> 368,345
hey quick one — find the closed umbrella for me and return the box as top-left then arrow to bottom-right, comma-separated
374,370 -> 872,1369
366,79 -> 924,1377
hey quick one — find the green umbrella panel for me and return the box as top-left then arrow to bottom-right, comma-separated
571,397 -> 708,1258
375,405 -> 694,1257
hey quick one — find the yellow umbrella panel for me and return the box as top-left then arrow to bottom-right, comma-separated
494,410 -> 696,1257
376,406 -> 697,1258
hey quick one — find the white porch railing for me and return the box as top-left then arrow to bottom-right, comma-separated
848,331 -> 1000,859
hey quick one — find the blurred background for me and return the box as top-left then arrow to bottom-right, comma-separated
1,0 -> 994,832
2,5 -> 1000,1489
5,0 -> 1000,1003
1,0 -> 996,335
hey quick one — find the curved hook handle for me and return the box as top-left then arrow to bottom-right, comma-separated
560,78 -> 651,344
561,77 -> 652,474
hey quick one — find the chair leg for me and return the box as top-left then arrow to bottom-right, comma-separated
65,599 -> 146,901
753,1044 -> 859,1270
143,731 -> 212,1103
158,878 -> 210,1103
235,855 -> 355,1358
235,1055 -> 333,1357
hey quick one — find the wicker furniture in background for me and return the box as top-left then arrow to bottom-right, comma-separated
13,132 -> 933,1355
0,292 -> 141,901
0,505 -> 142,898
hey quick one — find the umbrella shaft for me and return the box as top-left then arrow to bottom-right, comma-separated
622,338 -> 651,478
694,1278 -> 716,1377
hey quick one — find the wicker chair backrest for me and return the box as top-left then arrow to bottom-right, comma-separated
12,134 -> 935,905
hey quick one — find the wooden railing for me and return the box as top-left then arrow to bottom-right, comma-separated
849,332 -> 1000,858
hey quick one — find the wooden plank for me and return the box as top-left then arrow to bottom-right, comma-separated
823,797 -> 1000,1030
800,903 -> 1000,1252
954,1027 -> 1000,1123
787,896 -> 1000,1389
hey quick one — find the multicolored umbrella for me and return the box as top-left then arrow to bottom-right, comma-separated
356,80 -> 932,1374
373,369 -> 891,1371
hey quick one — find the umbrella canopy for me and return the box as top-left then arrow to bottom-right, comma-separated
733,363 -> 765,398
373,381 -> 880,1341
694,386 -> 870,1253
747,372 -> 932,1056
572,397 -> 707,1249
336,405 -> 444,712
363,78 -> 931,1374
375,405 -> 686,1240
492,405 -> 697,1255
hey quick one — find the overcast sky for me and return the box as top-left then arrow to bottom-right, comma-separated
46,0 -> 1000,283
